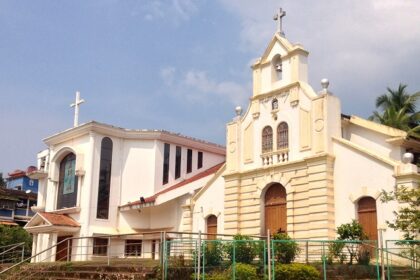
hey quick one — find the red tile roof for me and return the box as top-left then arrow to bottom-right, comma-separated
39,212 -> 80,227
121,162 -> 225,208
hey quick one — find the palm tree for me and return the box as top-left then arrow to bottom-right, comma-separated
370,84 -> 420,137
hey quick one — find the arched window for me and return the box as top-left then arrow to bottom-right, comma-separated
272,54 -> 283,81
272,98 -> 278,110
264,183 -> 287,234
262,126 -> 273,153
207,215 -> 217,240
57,153 -> 77,209
277,122 -> 288,149
357,197 -> 378,241
96,137 -> 113,219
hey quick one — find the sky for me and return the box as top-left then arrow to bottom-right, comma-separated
0,0 -> 419,174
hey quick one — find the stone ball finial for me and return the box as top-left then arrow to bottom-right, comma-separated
235,106 -> 242,116
402,152 -> 414,164
321,78 -> 329,90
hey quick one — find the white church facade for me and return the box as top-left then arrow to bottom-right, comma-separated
25,28 -> 419,262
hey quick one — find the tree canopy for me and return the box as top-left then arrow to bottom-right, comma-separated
381,186 -> 420,240
370,84 -> 420,137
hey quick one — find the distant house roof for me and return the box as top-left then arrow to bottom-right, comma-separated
0,187 -> 37,201
7,166 -> 37,179
121,162 -> 225,209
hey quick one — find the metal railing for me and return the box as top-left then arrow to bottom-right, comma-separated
385,240 -> 420,280
0,243 -> 26,265
1,232 -> 418,280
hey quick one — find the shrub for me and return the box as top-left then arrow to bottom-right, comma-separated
336,220 -> 368,264
272,233 -> 301,264
224,234 -> 258,264
327,242 -> 346,264
203,263 -> 259,280
233,263 -> 259,280
357,247 -> 371,265
203,240 -> 224,268
274,263 -> 320,280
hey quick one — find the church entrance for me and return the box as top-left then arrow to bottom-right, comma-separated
357,197 -> 377,258
206,215 -> 217,240
264,183 -> 287,235
357,197 -> 378,241
56,236 -> 72,261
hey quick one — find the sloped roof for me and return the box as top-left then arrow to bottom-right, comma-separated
121,162 -> 225,208
38,212 -> 80,227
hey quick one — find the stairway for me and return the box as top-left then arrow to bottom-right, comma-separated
0,259 -> 160,280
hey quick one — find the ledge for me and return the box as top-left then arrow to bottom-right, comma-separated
50,206 -> 81,214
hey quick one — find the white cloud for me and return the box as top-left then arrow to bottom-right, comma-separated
160,66 -> 176,86
138,0 -> 200,24
159,67 -> 249,105
217,0 -> 420,115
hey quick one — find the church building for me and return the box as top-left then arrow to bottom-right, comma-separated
25,16 -> 419,262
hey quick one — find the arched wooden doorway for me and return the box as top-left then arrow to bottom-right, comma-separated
264,183 -> 287,235
207,215 -> 217,240
357,197 -> 378,241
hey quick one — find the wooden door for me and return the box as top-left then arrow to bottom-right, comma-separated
56,236 -> 72,261
207,215 -> 217,240
358,197 -> 378,241
265,184 -> 287,235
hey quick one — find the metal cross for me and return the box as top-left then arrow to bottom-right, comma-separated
70,91 -> 85,127
273,8 -> 286,36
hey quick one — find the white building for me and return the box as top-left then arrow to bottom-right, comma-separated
25,28 -> 419,262
25,122 -> 225,261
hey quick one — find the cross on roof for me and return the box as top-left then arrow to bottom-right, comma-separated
70,91 -> 85,127
273,8 -> 286,37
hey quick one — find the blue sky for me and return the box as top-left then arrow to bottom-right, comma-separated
1,0 -> 419,174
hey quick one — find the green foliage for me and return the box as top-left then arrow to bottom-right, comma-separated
233,263 -> 259,280
381,186 -> 420,240
336,220 -> 367,241
0,225 -> 32,249
201,263 -> 259,280
163,254 -> 195,280
327,242 -> 346,264
224,234 -> 259,264
336,220 -> 368,264
370,84 -> 420,137
202,240 -> 224,268
0,172 -> 6,187
274,263 -> 320,280
272,233 -> 301,264
357,247 -> 371,265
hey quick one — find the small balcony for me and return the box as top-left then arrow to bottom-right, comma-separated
261,148 -> 289,166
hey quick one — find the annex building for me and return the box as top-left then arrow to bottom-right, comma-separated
25,28 -> 419,262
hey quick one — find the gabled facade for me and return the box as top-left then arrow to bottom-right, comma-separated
188,33 -> 420,242
26,121 -> 225,261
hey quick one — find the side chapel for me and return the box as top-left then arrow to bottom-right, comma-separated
25,14 -> 419,261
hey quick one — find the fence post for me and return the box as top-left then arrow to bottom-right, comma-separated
305,241 -> 309,264
21,245 -> 25,262
162,231 -> 166,280
232,240 -> 236,280
67,239 -> 70,262
107,236 -> 111,266
267,230 -> 271,280
197,231 -> 201,280
322,241 -> 326,280
378,229 -> 385,280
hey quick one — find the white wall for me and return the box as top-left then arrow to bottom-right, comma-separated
344,124 -> 403,161
192,174 -> 225,235
333,141 -> 402,241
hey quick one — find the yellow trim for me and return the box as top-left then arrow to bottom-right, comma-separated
349,116 -> 407,138
332,136 -> 397,167
192,164 -> 226,203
